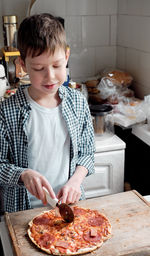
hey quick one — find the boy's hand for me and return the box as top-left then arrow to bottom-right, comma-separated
57,181 -> 81,205
57,166 -> 88,204
20,169 -> 56,205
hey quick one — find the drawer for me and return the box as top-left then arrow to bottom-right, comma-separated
83,149 -> 125,198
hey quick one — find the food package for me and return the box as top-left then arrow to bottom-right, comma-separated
85,80 -> 99,88
97,68 -> 134,102
84,77 -> 103,104
100,68 -> 133,87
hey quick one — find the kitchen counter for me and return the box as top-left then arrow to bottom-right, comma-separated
95,133 -> 126,153
132,123 -> 150,146
1,190 -> 150,256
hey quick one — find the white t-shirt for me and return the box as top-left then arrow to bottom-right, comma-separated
24,88 -> 70,208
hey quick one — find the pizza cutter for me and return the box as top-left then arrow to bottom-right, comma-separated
43,187 -> 74,223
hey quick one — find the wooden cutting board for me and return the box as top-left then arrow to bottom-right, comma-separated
4,190 -> 150,256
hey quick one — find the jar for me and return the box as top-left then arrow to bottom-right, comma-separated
2,15 -> 18,51
90,104 -> 113,136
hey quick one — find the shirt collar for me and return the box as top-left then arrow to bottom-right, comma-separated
16,84 -> 66,107
58,85 -> 66,99
15,84 -> 31,110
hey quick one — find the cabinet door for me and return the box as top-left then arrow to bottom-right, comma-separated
83,150 -> 124,199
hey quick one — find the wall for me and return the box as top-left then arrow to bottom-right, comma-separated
0,0 -> 118,83
117,0 -> 150,99
0,0 -> 30,48
1,0 -> 150,99
30,0 -> 118,82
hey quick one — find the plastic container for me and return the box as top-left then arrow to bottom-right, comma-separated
90,104 -> 114,136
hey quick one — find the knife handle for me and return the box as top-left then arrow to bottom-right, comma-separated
43,187 -> 58,208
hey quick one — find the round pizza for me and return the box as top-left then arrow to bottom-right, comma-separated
28,206 -> 112,255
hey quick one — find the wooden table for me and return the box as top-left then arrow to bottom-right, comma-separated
3,190 -> 150,256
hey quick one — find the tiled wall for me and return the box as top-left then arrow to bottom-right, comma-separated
117,0 -> 150,98
30,0 -> 118,82
1,0 -> 150,99
0,0 -> 30,49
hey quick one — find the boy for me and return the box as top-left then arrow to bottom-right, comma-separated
0,13 -> 95,214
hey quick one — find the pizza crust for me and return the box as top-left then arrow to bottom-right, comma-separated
27,207 -> 112,255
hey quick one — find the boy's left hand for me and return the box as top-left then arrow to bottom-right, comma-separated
57,181 -> 81,205
56,166 -> 88,204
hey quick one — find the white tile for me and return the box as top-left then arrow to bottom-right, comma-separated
126,48 -> 140,80
125,0 -> 150,16
18,15 -> 27,27
141,0 -> 150,16
136,51 -> 150,86
118,0 -> 128,14
125,48 -> 150,94
65,16 -> 82,48
132,81 -> 150,99
117,15 -> 136,48
126,0 -> 142,16
1,0 -> 28,16
95,46 -> 116,74
69,47 -> 95,79
118,15 -> 150,53
118,0 -> 150,16
82,16 -> 109,47
116,46 -> 126,70
97,0 -> 118,15
111,15 -> 117,45
30,0 -> 66,17
66,0 -> 97,16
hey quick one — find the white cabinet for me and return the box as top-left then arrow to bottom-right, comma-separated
83,134 -> 126,199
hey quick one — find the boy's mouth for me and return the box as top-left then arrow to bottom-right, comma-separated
44,84 -> 56,89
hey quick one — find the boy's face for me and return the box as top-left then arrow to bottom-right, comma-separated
20,47 -> 69,97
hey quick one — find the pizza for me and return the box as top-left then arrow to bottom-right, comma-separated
27,206 -> 112,255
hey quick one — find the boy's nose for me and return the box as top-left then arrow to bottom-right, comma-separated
45,67 -> 55,80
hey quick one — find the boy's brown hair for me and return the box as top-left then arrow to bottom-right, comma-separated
17,13 -> 67,61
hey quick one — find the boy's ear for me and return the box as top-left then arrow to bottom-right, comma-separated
65,46 -> 70,63
18,57 -> 27,73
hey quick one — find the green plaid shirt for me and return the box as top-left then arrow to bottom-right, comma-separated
0,85 -> 95,214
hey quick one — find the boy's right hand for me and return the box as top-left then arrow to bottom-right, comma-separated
20,169 -> 56,205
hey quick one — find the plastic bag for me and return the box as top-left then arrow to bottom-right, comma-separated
113,99 -> 146,127
100,68 -> 133,87
97,68 -> 133,101
97,77 -> 116,99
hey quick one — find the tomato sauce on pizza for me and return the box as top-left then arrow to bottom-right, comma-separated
28,206 -> 111,255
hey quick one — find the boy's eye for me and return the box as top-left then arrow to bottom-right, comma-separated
53,65 -> 61,68
32,67 -> 44,71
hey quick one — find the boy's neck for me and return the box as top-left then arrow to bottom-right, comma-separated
28,87 -> 61,108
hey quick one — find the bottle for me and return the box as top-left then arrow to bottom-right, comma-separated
2,15 -> 18,51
